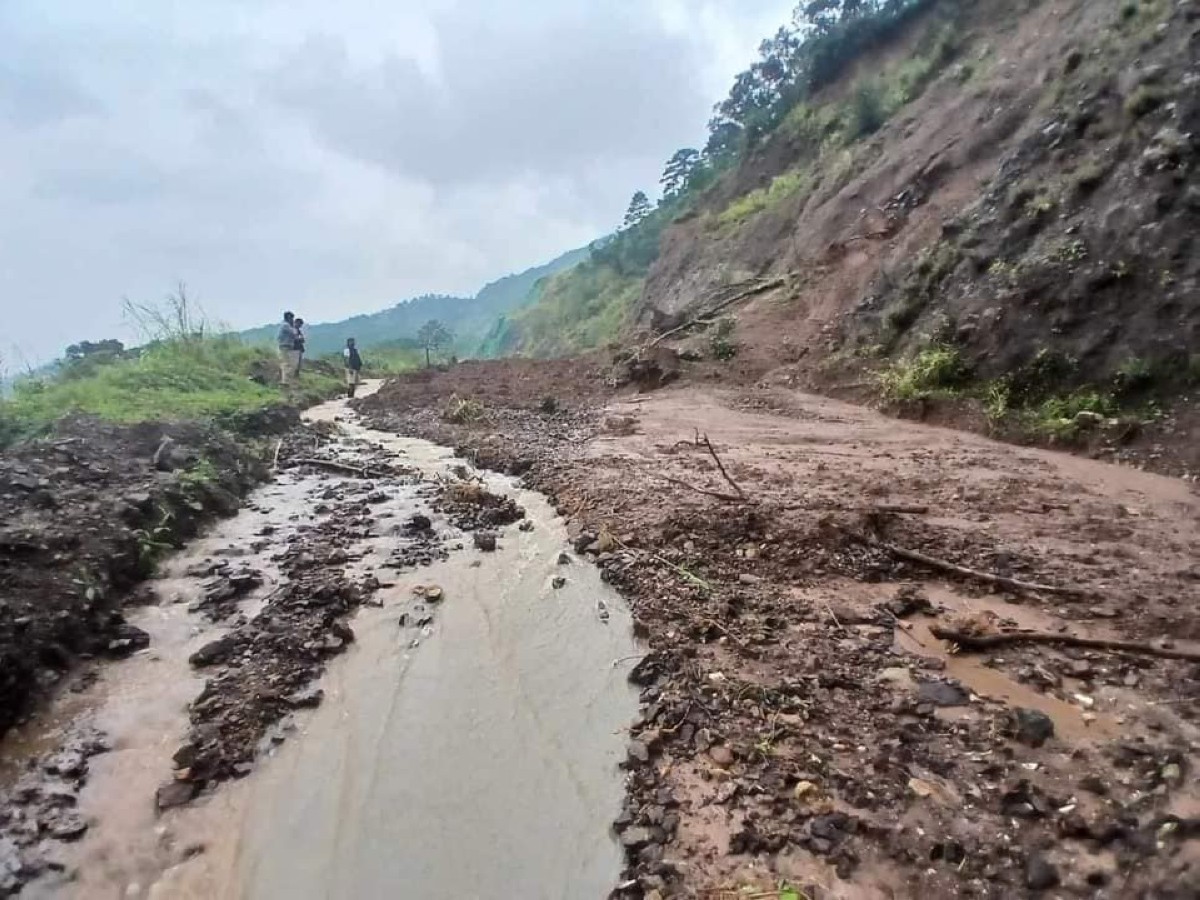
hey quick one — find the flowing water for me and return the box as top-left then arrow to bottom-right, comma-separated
9,387 -> 639,899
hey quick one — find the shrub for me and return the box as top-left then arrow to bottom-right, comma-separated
879,345 -> 971,401
709,317 -> 738,361
849,81 -> 887,138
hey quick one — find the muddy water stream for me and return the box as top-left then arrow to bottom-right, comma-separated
11,387 -> 639,899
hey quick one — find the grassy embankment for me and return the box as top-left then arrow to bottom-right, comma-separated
0,288 -> 436,447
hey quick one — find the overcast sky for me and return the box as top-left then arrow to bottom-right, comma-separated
1,0 -> 793,364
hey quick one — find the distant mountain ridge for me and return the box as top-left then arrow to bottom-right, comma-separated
236,245 -> 589,357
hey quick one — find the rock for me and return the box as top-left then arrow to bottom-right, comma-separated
878,667 -> 916,689
557,553 -> 572,566
0,838 -> 24,894
1065,659 -> 1092,678
285,687 -> 324,708
627,741 -> 651,766
189,635 -> 238,668
552,576 -> 566,590
709,746 -> 735,767
738,573 -> 763,585
1025,853 -> 1060,891
473,532 -> 498,552
1013,708 -> 1055,747
106,623 -> 151,658
793,780 -> 819,801
917,680 -> 970,707
619,827 -> 653,851
518,520 -> 534,532
44,811 -> 88,841
156,780 -> 198,811
43,749 -> 87,779
405,514 -> 432,532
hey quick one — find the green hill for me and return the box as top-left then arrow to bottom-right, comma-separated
237,246 -> 589,358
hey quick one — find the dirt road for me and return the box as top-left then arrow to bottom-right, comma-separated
358,367 -> 1200,898
0,387 -> 638,898
2,368 -> 1197,898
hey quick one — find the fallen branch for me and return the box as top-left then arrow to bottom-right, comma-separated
843,530 -> 1082,597
647,277 -> 787,348
930,627 -> 1200,663
654,473 -> 745,503
700,433 -> 747,501
288,457 -> 377,478
270,438 -> 284,472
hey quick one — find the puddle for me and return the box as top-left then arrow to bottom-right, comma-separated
8,387 -> 639,899
894,587 -> 1118,743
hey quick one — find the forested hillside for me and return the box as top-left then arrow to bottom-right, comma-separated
238,245 -> 587,357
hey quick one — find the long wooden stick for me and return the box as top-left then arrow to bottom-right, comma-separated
931,627 -> 1200,663
289,457 -> 377,478
843,529 -> 1081,597
271,438 -> 283,472
655,473 -> 744,503
700,433 -> 746,501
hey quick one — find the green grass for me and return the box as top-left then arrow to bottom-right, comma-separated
717,167 -> 816,229
879,345 -> 971,401
0,336 -> 341,445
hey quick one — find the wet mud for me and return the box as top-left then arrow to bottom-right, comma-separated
0,386 -> 639,898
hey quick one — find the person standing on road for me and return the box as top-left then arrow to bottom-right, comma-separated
293,317 -> 307,381
277,311 -> 300,387
343,338 -> 363,397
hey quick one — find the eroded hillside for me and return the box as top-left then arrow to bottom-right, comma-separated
502,0 -> 1199,470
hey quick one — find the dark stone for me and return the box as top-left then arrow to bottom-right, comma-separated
917,680 -> 970,707
619,826 -> 653,851
552,576 -> 566,590
286,687 -> 324,708
627,741 -> 651,767
405,514 -> 432,532
156,779 -> 198,811
473,532 -> 498,552
1025,853 -> 1060,891
105,623 -> 150,658
1013,708 -> 1055,747
189,635 -> 238,668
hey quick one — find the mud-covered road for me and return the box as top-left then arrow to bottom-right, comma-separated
2,364 -> 1199,899
355,360 -> 1200,898
0,385 -> 639,898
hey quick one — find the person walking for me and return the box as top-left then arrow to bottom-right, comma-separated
292,318 -> 307,381
276,311 -> 300,387
343,338 -> 363,397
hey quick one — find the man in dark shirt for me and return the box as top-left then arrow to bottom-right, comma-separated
343,338 -> 363,397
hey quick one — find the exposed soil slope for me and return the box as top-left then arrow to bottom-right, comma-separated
630,0 -> 1198,469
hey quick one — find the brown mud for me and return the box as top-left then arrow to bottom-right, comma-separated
356,363 -> 1200,898
0,387 -> 639,898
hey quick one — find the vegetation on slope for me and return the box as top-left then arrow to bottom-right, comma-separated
236,246 -> 588,358
495,0 -> 956,356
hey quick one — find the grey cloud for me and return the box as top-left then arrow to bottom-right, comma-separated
0,60 -> 99,129
266,9 -> 707,186
3,0 -> 794,364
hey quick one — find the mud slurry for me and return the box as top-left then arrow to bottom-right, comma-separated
357,368 -> 1200,899
0,391 -> 639,898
